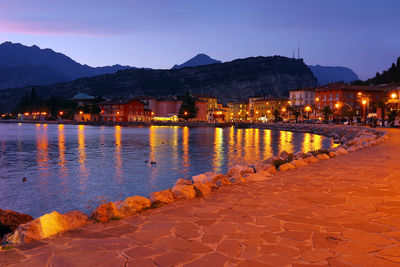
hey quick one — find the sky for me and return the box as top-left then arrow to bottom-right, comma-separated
0,0 -> 399,80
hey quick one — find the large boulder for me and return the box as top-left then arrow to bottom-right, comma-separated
150,189 -> 175,204
227,165 -> 255,176
192,172 -> 216,183
0,209 -> 33,239
4,210 -> 88,244
316,153 -> 330,160
172,184 -> 196,200
193,182 -> 212,197
91,202 -> 119,223
118,196 -> 151,217
291,159 -> 308,168
246,171 -> 271,182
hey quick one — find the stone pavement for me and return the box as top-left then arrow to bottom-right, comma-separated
2,128 -> 400,267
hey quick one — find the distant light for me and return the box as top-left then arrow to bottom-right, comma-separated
391,93 -> 397,99
362,99 -> 367,105
315,97 -> 320,101
79,111 -> 83,115
59,111 -> 63,115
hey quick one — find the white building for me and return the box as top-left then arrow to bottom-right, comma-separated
289,87 -> 316,107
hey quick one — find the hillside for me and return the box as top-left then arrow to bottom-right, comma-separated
308,65 -> 359,85
355,57 -> 400,85
0,56 -> 317,112
0,42 -> 133,90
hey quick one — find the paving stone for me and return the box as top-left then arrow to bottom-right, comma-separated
154,251 -> 196,266
335,255 -> 400,267
299,249 -> 334,263
332,241 -> 382,255
183,253 -> 229,267
261,244 -> 300,257
217,239 -> 242,257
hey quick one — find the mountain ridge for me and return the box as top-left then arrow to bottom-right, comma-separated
0,55 -> 318,112
172,53 -> 222,69
0,41 -> 134,90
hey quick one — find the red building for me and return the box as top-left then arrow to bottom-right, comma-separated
98,99 -> 152,122
315,83 -> 391,117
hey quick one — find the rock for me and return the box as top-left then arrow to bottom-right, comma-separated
5,211 -> 88,244
316,153 -> 330,160
328,152 -> 336,158
193,182 -> 212,197
118,196 -> 151,217
92,202 -> 119,223
294,151 -> 305,159
291,159 -> 308,168
150,189 -> 175,204
307,156 -> 319,163
335,147 -> 349,155
172,184 -> 196,199
204,181 -> 219,191
211,174 -> 228,184
246,172 -> 271,182
227,165 -> 254,176
174,178 -> 192,186
278,164 -> 289,171
216,177 -> 232,187
266,165 -> 277,173
0,209 -> 33,239
280,151 -> 289,160
192,172 -> 216,183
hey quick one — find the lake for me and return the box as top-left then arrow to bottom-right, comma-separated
0,123 -> 335,217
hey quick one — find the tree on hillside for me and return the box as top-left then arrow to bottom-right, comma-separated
178,91 -> 198,121
321,106 -> 333,124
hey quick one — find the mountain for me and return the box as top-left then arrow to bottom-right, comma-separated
172,53 -> 222,69
308,65 -> 359,85
0,42 -> 133,90
0,56 -> 317,112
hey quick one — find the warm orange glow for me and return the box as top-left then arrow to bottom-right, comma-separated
267,110 -> 271,114
391,93 -> 397,99
184,111 -> 188,115
41,112 -> 47,115
79,111 -> 83,115
24,112 -> 29,116
315,97 -> 320,102
335,103 -> 340,108
281,108 -> 286,112
358,92 -> 362,96
59,111 -> 63,115
305,106 -> 311,112
151,112 -> 154,115
256,111 -> 259,114
117,111 -> 120,115
362,99 -> 367,105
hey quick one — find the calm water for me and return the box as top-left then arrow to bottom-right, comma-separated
0,123 -> 335,217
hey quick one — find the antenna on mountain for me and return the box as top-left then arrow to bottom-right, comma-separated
292,50 -> 295,59
297,42 -> 300,59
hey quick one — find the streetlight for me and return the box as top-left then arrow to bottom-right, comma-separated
391,93 -> 397,99
362,99 -> 367,124
79,111 -> 83,115
305,106 -> 311,123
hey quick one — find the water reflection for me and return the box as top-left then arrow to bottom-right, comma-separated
182,127 -> 189,176
280,131 -> 294,154
114,126 -> 123,182
36,124 -> 49,171
263,129 -> 272,159
77,125 -> 89,186
58,124 -> 67,177
213,127 -> 224,173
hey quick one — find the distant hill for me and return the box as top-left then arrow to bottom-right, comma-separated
172,53 -> 221,69
0,42 -> 133,90
0,56 -> 317,112
353,57 -> 400,85
308,65 -> 359,85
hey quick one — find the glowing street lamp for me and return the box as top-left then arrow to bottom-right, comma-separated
305,106 -> 311,123
391,93 -> 397,99
79,111 -> 83,115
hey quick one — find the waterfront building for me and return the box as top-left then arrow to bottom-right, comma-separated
315,82 -> 390,118
253,97 -> 290,121
71,93 -> 96,106
207,108 -> 229,122
289,87 -> 316,107
192,94 -> 218,111
98,99 -> 152,122
227,101 -> 249,121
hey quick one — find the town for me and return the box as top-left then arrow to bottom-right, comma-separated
5,82 -> 400,126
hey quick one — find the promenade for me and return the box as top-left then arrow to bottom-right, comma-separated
2,128 -> 400,266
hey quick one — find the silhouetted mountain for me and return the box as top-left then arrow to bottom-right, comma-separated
0,42 -> 133,90
353,57 -> 400,85
0,56 -> 318,112
172,53 -> 221,69
308,65 -> 359,85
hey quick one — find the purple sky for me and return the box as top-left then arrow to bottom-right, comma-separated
1,0 -> 399,79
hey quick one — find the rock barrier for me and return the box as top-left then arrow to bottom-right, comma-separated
1,124 -> 387,246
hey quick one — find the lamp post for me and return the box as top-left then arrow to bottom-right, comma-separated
315,97 -> 320,119
305,106 -> 311,123
281,107 -> 286,121
362,99 -> 367,124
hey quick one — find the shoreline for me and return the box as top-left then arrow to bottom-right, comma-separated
0,122 -> 387,246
